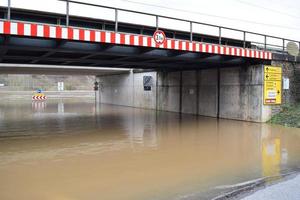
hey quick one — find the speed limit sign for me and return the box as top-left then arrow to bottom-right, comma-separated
153,30 -> 166,45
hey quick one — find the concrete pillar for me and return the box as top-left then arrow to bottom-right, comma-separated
219,65 -> 264,122
198,69 -> 218,117
98,71 -> 157,109
98,71 -> 134,107
157,71 -> 181,112
181,70 -> 197,114
133,71 -> 157,109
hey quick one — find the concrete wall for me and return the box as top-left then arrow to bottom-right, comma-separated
157,71 -> 181,112
198,69 -> 218,117
98,71 -> 156,109
182,71 -> 197,115
98,65 -> 277,122
98,71 -> 134,107
219,66 -> 264,122
156,69 -> 218,117
133,72 -> 157,109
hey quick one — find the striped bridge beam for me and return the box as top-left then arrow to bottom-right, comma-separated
0,20 -> 272,60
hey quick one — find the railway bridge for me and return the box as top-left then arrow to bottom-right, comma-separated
0,0 -> 299,122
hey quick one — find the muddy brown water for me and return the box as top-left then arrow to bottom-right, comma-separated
0,98 -> 299,200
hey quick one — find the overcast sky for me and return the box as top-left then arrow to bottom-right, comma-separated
1,0 -> 300,46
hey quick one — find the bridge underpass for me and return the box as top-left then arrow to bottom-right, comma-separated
1,2 -> 300,200
0,2 -> 293,123
0,32 -> 272,122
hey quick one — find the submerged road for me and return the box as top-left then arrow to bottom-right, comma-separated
0,98 -> 299,200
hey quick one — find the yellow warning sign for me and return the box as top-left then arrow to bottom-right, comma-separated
264,65 -> 282,105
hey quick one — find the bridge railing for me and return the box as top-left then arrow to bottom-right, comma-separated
4,0 -> 300,54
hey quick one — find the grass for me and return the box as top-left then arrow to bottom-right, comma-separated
268,104 -> 300,128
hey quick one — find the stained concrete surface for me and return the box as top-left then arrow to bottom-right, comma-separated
97,65 -> 288,122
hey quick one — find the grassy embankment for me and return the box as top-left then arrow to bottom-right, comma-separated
269,104 -> 300,128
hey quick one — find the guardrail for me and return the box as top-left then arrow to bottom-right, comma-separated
4,0 -> 300,53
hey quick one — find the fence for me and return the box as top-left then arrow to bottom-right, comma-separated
3,0 -> 300,53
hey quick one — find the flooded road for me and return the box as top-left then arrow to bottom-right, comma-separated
0,98 -> 299,200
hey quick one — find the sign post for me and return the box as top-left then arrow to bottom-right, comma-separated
263,65 -> 282,105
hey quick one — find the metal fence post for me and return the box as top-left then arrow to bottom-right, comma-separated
7,0 -> 11,20
115,9 -> 118,32
264,35 -> 267,50
66,0 -> 69,26
190,22 -> 193,42
282,39 -> 285,52
219,27 -> 221,45
156,16 -> 159,30
243,31 -> 246,48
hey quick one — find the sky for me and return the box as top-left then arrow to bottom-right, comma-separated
1,0 -> 300,47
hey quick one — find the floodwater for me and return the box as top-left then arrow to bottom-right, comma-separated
0,98 -> 299,200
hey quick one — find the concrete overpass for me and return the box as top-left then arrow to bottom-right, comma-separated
0,1 -> 299,122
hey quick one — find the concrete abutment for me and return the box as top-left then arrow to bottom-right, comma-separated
96,63 -> 299,122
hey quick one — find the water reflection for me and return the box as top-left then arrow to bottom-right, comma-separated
261,126 -> 281,178
57,101 -> 64,114
32,101 -> 47,112
0,99 -> 299,200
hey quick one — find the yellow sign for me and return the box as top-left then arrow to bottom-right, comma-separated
264,65 -> 282,105
264,66 -> 282,74
264,73 -> 281,81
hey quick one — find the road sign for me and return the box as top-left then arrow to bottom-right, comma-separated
143,75 -> 153,91
264,73 -> 281,81
264,65 -> 282,105
153,30 -> 166,45
264,66 -> 282,74
283,78 -> 289,90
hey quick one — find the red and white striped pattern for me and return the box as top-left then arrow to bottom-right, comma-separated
32,95 -> 47,100
0,20 -> 272,60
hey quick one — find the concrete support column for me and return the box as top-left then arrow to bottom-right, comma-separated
98,71 -> 157,109
219,65 -> 264,122
157,71 -> 181,112
198,69 -> 218,117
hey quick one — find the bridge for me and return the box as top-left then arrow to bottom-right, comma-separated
0,0 -> 299,122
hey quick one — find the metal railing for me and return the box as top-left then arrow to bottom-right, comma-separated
4,0 -> 300,53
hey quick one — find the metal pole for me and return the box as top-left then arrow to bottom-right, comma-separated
66,0 -> 69,26
219,27 -> 221,45
190,22 -> 193,42
115,9 -> 118,32
282,39 -> 285,52
156,16 -> 159,30
243,31 -> 246,48
7,0 -> 11,20
217,67 -> 220,118
264,35 -> 267,50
